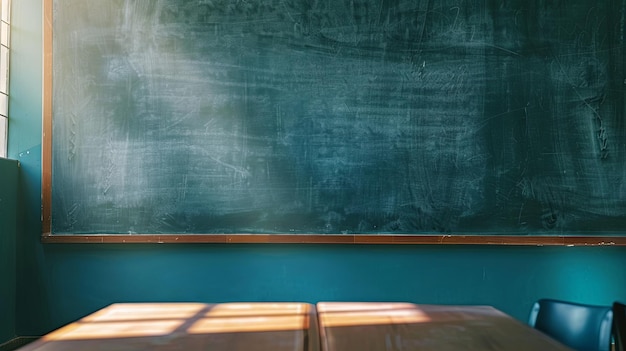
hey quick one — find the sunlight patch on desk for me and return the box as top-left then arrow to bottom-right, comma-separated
188,315 -> 309,334
204,302 -> 310,317
42,320 -> 186,341
82,303 -> 207,322
318,302 -> 417,313
40,303 -> 210,341
318,303 -> 431,327
186,303 -> 312,334
37,303 -> 315,344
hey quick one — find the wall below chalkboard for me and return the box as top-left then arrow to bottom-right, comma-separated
0,158 -> 17,345
47,0 -> 626,237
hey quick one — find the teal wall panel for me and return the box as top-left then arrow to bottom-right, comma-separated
9,0 -> 626,338
0,158 -> 18,344
15,237 -> 626,336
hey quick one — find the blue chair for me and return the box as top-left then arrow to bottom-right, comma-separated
614,301 -> 626,351
528,299 -> 613,351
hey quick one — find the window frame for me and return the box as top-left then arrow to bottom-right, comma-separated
0,0 -> 10,158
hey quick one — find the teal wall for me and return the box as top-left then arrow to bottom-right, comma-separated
0,158 -> 18,344
8,0 -> 626,337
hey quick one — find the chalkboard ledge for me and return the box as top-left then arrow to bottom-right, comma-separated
40,234 -> 626,246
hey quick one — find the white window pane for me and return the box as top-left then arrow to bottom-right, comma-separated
0,0 -> 7,158
0,46 -> 7,94
0,93 -> 7,117
1,22 -> 8,47
1,0 -> 9,24
0,116 -> 6,158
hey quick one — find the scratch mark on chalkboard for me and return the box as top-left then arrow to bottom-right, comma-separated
308,176 -> 313,212
178,175 -> 188,202
166,106 -> 198,130
376,0 -> 384,27
450,6 -> 460,31
66,202 -> 80,230
416,0 -> 431,50
551,54 -> 609,159
476,107 -> 528,131
487,44 -> 521,56
276,104 -> 284,140
68,112 -> 78,161
208,155 -> 251,179
203,119 -> 218,135
102,137 -> 115,196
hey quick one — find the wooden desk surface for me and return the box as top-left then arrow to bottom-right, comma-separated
17,302 -> 319,351
317,302 -> 573,351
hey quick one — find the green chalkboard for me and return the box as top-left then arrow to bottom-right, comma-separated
45,0 -> 626,239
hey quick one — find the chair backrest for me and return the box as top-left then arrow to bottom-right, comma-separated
528,299 -> 613,351
614,301 -> 626,351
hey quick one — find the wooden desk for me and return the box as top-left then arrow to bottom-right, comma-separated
17,302 -> 319,351
317,302 -> 573,351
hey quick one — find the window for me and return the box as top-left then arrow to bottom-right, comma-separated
0,0 -> 9,158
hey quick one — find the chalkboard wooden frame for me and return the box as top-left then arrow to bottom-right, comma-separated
40,233 -> 626,245
42,0 -> 626,245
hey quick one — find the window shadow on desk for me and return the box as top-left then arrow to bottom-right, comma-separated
17,303 -> 319,351
316,302 -> 573,351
